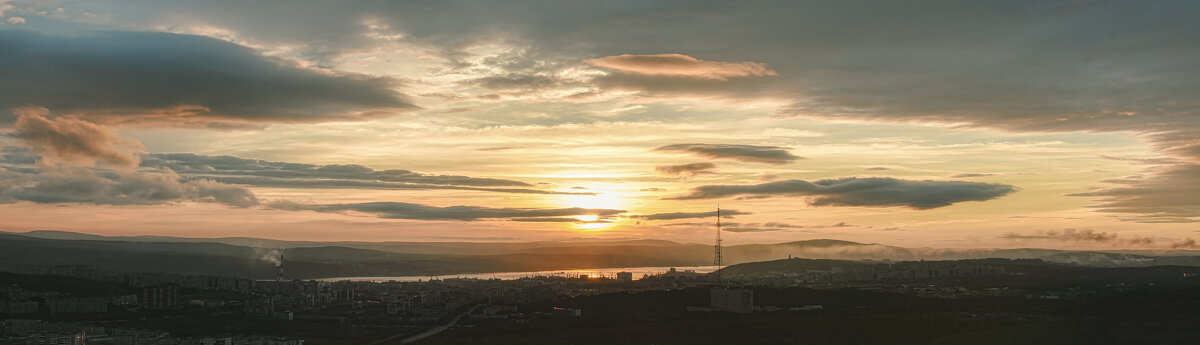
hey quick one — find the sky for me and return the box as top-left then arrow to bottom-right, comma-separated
0,1 -> 1197,249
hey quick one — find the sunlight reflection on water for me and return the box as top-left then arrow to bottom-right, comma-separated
317,265 -> 720,282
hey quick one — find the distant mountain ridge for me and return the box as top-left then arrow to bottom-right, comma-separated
4,230 -> 690,254
1,230 -> 1198,279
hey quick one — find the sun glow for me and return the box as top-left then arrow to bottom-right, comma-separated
573,213 -> 616,231
562,193 -> 624,210
560,191 -> 626,231
574,215 -> 600,222
575,220 -> 615,231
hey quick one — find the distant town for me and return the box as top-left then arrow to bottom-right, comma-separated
3,255 -> 1198,345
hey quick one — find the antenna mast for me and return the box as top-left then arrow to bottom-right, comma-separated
714,204 -> 723,283
276,250 -> 285,282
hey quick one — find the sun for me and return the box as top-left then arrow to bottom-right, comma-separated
572,214 -> 616,231
558,192 -> 626,231
574,215 -> 600,222
562,193 -> 624,210
575,221 -> 614,231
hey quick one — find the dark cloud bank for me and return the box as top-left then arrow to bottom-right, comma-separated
0,30 -> 415,126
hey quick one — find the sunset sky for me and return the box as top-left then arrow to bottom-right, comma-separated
1,1 -> 1197,249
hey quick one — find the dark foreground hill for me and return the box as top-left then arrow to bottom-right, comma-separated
423,284 -> 1200,345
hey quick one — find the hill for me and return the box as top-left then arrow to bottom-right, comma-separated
3,231 -> 1200,279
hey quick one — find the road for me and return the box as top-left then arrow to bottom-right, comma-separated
365,305 -> 479,345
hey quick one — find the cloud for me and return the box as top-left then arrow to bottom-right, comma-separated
584,54 -> 775,80
654,162 -> 717,178
629,209 -> 750,221
999,228 -> 1163,248
144,153 -> 531,187
183,179 -> 260,207
477,146 -> 522,151
720,228 -> 772,233
191,176 -> 593,195
0,31 -> 415,126
12,107 -> 144,170
0,168 -> 258,207
10,1 -> 1200,222
1171,238 -> 1197,249
783,221 -> 848,229
722,227 -> 779,233
471,74 -> 566,90
655,143 -> 801,165
1,146 -> 38,165
665,221 -> 849,232
140,153 -> 592,196
659,222 -> 741,228
462,73 -> 593,99
640,188 -> 667,192
1000,228 -> 1118,242
510,217 -> 613,224
725,222 -> 851,233
865,167 -> 891,171
1100,155 -> 1177,165
5,16 -> 23,24
1067,164 -> 1200,223
2,112 -> 257,207
268,201 -> 624,221
669,177 -> 1016,209
950,173 -> 994,178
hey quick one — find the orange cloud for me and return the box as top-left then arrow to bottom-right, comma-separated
584,54 -> 776,80
12,107 -> 145,170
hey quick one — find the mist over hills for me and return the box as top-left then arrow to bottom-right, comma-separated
1,230 -> 1198,279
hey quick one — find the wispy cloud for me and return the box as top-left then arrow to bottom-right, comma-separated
585,54 -> 775,80
999,228 -> 1161,248
655,143 -> 801,165
654,162 -> 717,178
724,222 -> 851,233
950,173 -> 994,178
142,153 -> 593,196
629,209 -> 750,221
1100,155 -> 1177,165
1068,164 -> 1200,223
1,168 -> 259,207
669,177 -> 1016,209
1171,238 -> 1198,249
268,201 -> 624,222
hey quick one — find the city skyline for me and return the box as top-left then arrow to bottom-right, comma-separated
1,1 -> 1198,249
